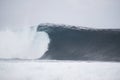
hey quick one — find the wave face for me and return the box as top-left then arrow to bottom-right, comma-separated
0,26 -> 50,59
37,24 -> 120,61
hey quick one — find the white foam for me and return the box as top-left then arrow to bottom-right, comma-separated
0,61 -> 120,80
0,26 -> 50,59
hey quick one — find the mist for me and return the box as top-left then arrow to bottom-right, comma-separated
0,26 -> 50,59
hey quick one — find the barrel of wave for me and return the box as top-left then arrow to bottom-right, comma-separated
0,26 -> 50,59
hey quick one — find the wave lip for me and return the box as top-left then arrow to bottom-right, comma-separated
37,23 -> 120,61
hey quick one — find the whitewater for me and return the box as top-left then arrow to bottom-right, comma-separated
0,60 -> 120,80
0,26 -> 50,59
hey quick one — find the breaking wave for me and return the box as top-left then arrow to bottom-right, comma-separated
37,23 -> 120,61
0,23 -> 120,61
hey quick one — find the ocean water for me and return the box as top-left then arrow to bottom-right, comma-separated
38,24 -> 120,61
0,60 -> 120,80
0,24 -> 120,80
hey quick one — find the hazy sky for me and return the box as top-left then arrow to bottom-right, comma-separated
0,0 -> 120,29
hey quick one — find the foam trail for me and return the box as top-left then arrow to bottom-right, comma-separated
0,26 -> 50,59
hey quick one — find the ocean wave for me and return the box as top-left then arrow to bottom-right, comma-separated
37,23 -> 120,61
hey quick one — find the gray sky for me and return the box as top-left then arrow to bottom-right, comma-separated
0,0 -> 120,29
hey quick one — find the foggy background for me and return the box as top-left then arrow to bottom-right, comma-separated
0,0 -> 120,29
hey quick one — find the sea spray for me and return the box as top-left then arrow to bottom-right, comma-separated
0,26 -> 50,59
